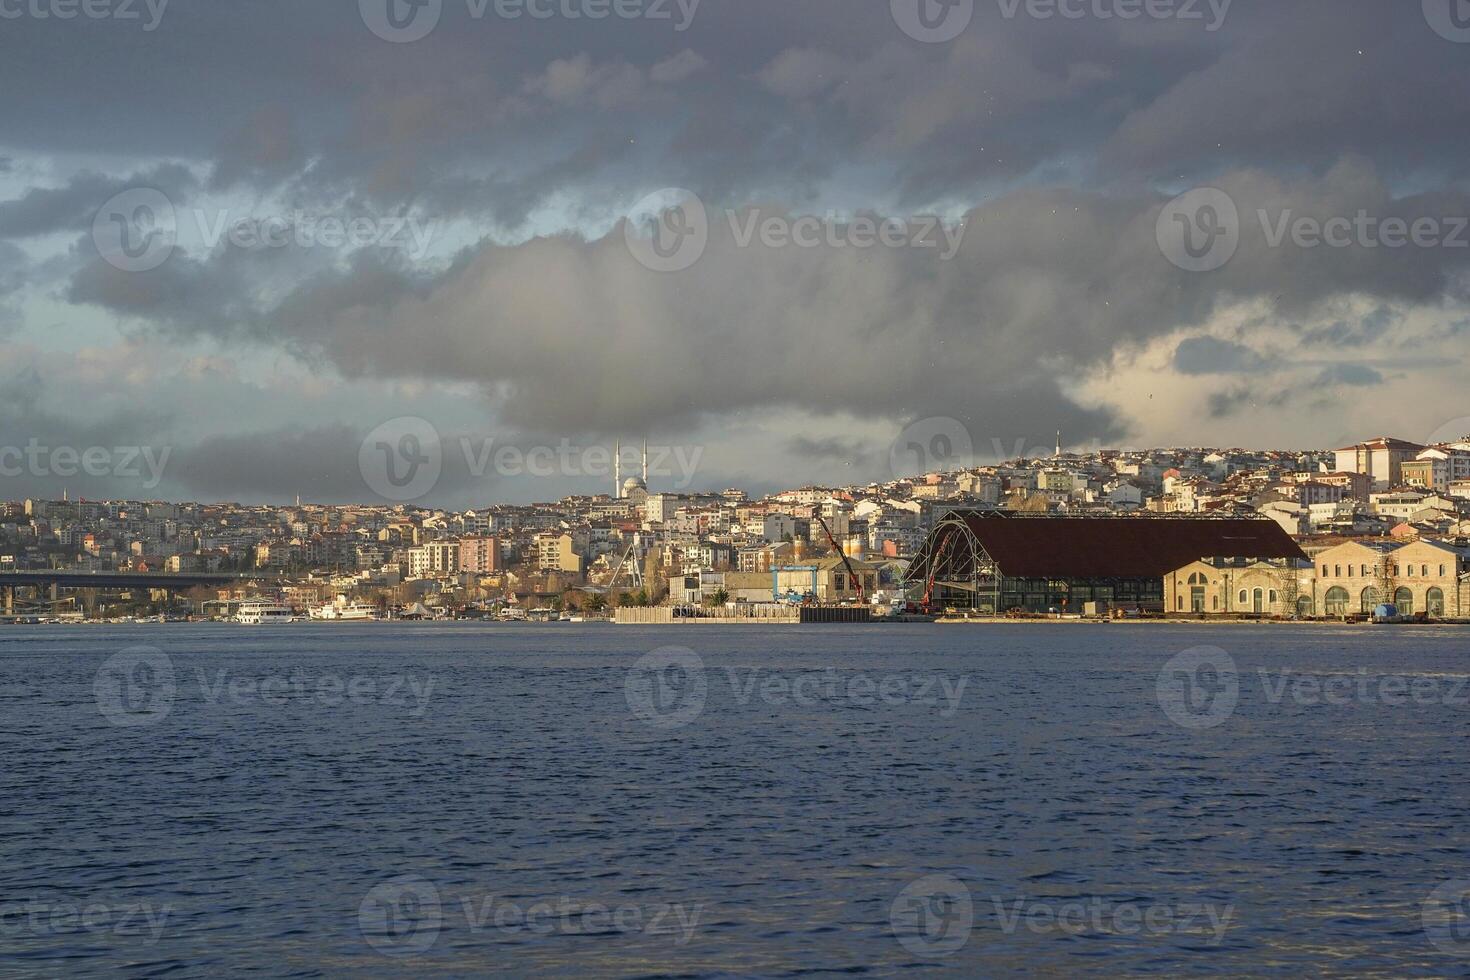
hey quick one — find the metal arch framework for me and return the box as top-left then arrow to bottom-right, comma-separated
903,512 -> 1000,611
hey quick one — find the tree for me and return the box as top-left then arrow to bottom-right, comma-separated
585,593 -> 608,613
705,587 -> 730,608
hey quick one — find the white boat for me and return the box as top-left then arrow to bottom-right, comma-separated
235,600 -> 295,624
309,596 -> 379,621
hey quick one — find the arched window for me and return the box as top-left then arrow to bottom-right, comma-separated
1427,587 -> 1445,617
1335,565 -> 1342,578
1440,565 -> 1447,578
1361,586 -> 1382,613
1212,595 -> 1219,610
1321,564 -> 1329,577
1361,564 -> 1369,577
1407,565 -> 1415,578
1394,587 -> 1414,615
1269,590 -> 1277,603
1177,595 -> 1184,610
1238,589 -> 1248,604
1325,587 -> 1349,616
1422,564 -> 1429,577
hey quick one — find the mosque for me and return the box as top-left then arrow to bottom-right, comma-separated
614,440 -> 649,504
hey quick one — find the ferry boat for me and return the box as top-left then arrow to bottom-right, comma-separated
309,596 -> 379,621
234,600 -> 295,624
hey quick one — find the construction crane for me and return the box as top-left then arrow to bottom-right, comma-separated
921,524 -> 960,612
813,512 -> 865,603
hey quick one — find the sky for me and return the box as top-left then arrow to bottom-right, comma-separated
1,0 -> 1468,506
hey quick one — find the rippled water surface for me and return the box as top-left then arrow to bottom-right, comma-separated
3,623 -> 1469,977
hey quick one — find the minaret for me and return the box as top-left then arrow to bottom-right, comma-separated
1055,430 -> 1062,459
642,438 -> 648,487
615,440 -> 622,499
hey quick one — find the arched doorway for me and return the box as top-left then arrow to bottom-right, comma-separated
1188,572 -> 1206,613
1325,587 -> 1349,616
1252,587 -> 1264,614
1296,595 -> 1314,617
1361,586 -> 1381,613
1394,587 -> 1414,615
1427,587 -> 1445,617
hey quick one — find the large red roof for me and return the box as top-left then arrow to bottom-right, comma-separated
952,512 -> 1307,578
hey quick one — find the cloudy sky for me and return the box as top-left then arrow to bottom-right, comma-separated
2,0 -> 1468,506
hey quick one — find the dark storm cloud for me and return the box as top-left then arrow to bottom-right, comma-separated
1173,337 -> 1267,375
1314,363 -> 1384,387
786,436 -> 873,467
64,162 -> 1470,449
2,0 -> 1470,498
0,366 -> 175,499
168,424 -> 379,502
0,165 -> 196,239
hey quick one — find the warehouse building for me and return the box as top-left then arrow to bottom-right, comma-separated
905,511 -> 1307,614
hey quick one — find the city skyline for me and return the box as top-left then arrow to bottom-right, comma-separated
5,429 -> 1468,510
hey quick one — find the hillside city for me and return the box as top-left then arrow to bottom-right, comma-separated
4,434 -> 1470,620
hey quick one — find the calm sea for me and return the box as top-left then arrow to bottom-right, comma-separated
2,623 -> 1468,977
